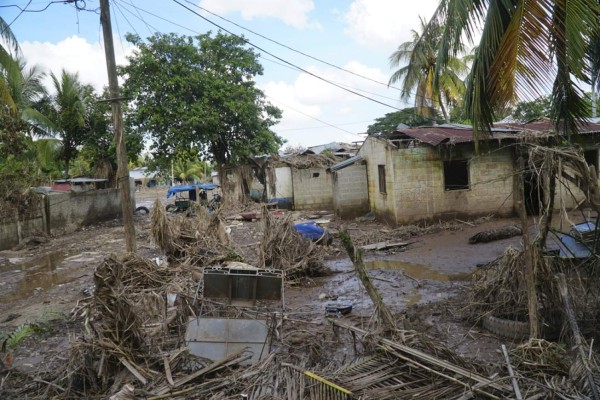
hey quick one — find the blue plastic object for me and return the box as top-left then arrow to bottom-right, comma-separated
166,183 -> 219,199
294,221 -> 332,243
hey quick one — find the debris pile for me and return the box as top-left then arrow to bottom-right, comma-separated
258,206 -> 327,281
150,198 -> 241,266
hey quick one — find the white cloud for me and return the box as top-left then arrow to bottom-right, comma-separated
260,61 -> 393,146
343,0 -> 439,49
21,35 -> 132,93
199,0 -> 318,29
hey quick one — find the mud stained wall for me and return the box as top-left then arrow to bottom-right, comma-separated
0,217 -> 45,250
292,167 -> 333,210
333,163 -> 370,218
360,137 -> 515,224
48,188 -> 124,232
0,187 -> 133,250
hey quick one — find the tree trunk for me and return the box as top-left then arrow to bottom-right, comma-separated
517,155 -> 539,338
339,228 -> 398,332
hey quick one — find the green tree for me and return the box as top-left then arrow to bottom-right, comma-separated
1,57 -> 51,137
121,32 -> 283,169
426,0 -> 600,142
367,108 -> 444,133
173,157 -> 209,183
78,89 -> 143,179
389,17 -> 468,122
0,16 -> 20,112
43,70 -> 89,177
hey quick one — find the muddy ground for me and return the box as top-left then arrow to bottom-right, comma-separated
0,186 -> 577,385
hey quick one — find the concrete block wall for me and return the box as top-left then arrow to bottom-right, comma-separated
359,138 -> 397,222
333,163 -> 370,218
391,146 -> 515,223
292,167 -> 333,210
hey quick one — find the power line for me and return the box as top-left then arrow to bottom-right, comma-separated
109,1 -> 376,136
266,96 -> 360,136
276,119 -> 375,132
182,0 -> 404,93
5,0 -> 32,30
171,0 -> 404,112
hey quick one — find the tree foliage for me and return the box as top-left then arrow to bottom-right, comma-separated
120,32 -> 283,169
425,0 -> 600,142
389,17 -> 468,122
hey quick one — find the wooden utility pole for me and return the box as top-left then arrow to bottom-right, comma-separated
100,0 -> 136,253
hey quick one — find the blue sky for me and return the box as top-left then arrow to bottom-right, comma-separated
3,0 -> 439,148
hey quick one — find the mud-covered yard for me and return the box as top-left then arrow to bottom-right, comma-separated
0,186 -> 594,398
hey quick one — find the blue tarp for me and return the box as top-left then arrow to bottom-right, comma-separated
294,221 -> 332,242
167,183 -> 219,199
554,232 -> 593,258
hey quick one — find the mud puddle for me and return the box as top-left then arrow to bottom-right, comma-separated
365,260 -> 471,281
0,251 -> 97,302
288,259 -> 469,320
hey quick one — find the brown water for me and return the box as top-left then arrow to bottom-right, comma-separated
365,260 -> 471,282
0,252 -> 77,302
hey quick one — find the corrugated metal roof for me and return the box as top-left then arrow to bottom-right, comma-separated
390,118 -> 600,147
330,155 -> 363,172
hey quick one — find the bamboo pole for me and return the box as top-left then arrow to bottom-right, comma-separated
556,273 -> 600,400
517,154 -> 539,338
339,228 -> 397,331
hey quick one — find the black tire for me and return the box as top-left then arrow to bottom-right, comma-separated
166,204 -> 178,212
482,315 -> 529,340
134,206 -> 149,215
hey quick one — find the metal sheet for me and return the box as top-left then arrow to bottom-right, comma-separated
186,317 -> 269,365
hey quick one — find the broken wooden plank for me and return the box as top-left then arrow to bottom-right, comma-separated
360,241 -> 409,251
501,344 -> 522,400
119,357 -> 147,385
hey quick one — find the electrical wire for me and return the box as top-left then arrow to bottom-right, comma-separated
171,0 -> 404,112
181,0 -> 404,93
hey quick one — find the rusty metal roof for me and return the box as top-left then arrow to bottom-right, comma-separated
389,119 -> 600,147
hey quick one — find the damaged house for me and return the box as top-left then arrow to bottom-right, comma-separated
357,120 -> 600,224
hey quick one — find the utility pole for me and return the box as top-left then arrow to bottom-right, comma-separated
100,0 -> 136,253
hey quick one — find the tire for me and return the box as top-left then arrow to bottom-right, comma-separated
134,206 -> 149,215
482,315 -> 529,340
166,204 -> 178,213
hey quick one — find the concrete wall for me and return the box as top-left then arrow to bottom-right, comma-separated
292,167 -> 333,210
359,137 -> 398,223
0,187 -> 133,250
266,166 -> 293,208
47,188 -> 124,232
333,163 -> 370,218
360,137 -> 515,224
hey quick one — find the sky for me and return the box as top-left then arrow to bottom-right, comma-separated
2,0 -> 440,149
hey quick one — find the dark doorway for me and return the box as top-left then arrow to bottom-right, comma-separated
584,149 -> 599,172
524,167 -> 543,215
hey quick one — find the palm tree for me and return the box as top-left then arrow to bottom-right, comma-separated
0,16 -> 21,111
389,17 -> 469,122
425,0 -> 600,141
47,70 -> 87,177
2,56 -> 52,135
173,158 -> 207,183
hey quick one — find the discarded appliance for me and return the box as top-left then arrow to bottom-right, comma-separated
186,263 -> 284,365
294,221 -> 333,244
185,317 -> 270,365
